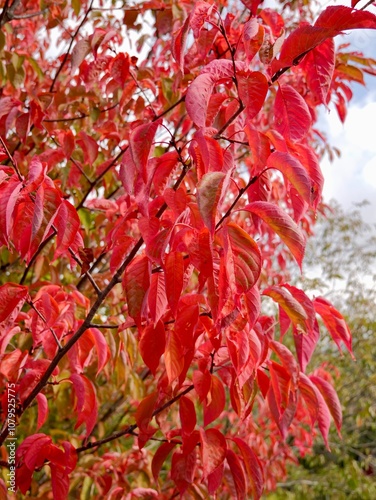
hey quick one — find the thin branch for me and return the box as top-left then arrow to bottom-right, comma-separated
68,248 -> 102,296
12,9 -> 46,20
213,103 -> 245,139
0,135 -> 23,182
49,0 -> 95,92
75,384 -> 194,454
27,300 -> 63,350
75,146 -> 127,211
19,231 -> 56,285
88,323 -> 119,329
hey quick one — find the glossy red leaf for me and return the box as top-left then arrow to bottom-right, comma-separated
164,251 -> 185,316
130,120 -> 162,182
203,375 -> 226,426
123,255 -> 151,324
50,464 -> 70,500
282,284 -> 320,371
70,373 -> 98,437
263,285 -> 308,332
110,52 -> 130,86
52,200 -> 81,260
266,151 -> 312,206
232,437 -> 264,500
36,393 -> 48,431
148,272 -> 168,324
193,370 -> 212,402
172,15 -> 190,72
171,448 -> 197,493
310,374 -> 342,436
0,282 -> 28,323
224,222 -> 262,294
314,296 -> 354,358
274,84 -> 311,141
226,449 -> 247,500
315,5 -> 376,31
299,371 -> 331,448
200,427 -> 227,479
152,441 -> 177,482
139,320 -> 165,375
135,391 -> 158,432
87,327 -> 110,376
237,71 -> 268,120
242,201 -> 306,269
301,38 -> 335,105
180,396 -> 197,435
165,329 -> 184,383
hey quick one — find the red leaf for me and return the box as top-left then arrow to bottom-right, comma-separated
123,255 -> 151,325
204,375 -> 226,426
237,71 -> 268,120
152,441 -> 177,482
139,320 -> 166,375
129,120 -> 161,182
164,251 -> 185,316
50,464 -> 70,500
36,393 -> 48,431
77,131 -> 98,165
310,374 -> 342,436
244,286 -> 261,330
242,201 -> 306,269
193,370 -> 212,402
197,172 -> 225,234
232,437 -> 264,500
313,297 -> 354,358
0,282 -> 28,323
263,285 -> 308,332
87,327 -> 110,376
172,16 -> 190,72
186,72 -> 216,128
315,5 -> 376,31
266,151 -> 313,206
282,284 -> 320,371
165,329 -> 184,383
180,396 -> 197,435
226,449 -> 247,500
274,84 -> 311,141
224,222 -> 262,294
171,448 -> 197,493
148,272 -> 168,324
52,200 -> 81,260
200,427 -> 227,479
135,392 -> 158,433
307,374 -> 332,449
110,52 -> 130,86
70,373 -> 98,437
301,38 -> 335,105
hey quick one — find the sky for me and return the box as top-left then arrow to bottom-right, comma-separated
319,27 -> 376,225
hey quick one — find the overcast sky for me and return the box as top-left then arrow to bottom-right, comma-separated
319,25 -> 376,225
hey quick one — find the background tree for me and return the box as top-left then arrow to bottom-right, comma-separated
0,0 -> 376,498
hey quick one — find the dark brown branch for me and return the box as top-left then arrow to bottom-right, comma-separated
75,384 -> 194,454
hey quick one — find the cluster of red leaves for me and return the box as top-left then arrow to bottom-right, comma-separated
0,0 -> 375,498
